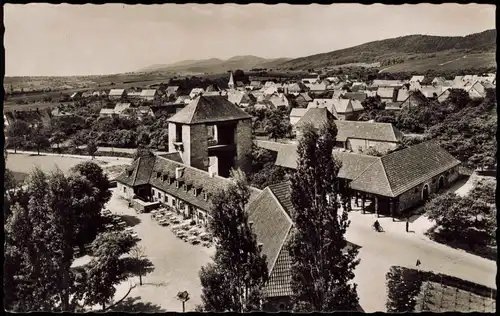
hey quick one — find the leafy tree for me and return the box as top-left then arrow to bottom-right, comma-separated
386,266 -> 423,312
248,145 -> 287,189
287,121 -> 360,312
6,120 -> 30,153
199,170 -> 268,312
425,193 -> 494,247
30,125 -> 51,155
469,179 -> 496,205
264,108 -> 292,141
78,232 -> 134,311
87,141 -> 98,159
363,147 -> 385,157
127,245 -> 154,286
50,131 -> 67,149
133,147 -> 155,161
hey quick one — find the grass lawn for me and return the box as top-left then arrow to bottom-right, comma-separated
11,171 -> 29,186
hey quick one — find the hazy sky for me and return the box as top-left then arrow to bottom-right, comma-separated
4,3 -> 495,76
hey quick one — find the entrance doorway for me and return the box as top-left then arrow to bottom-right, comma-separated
438,176 -> 445,191
422,184 -> 430,202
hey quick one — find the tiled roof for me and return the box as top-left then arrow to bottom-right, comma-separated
116,155 -> 262,213
167,95 -> 251,125
419,86 -> 442,98
227,91 -> 250,105
247,188 -> 293,275
109,89 -> 125,96
332,152 -> 379,180
371,80 -> 406,87
410,75 -> 425,82
343,92 -> 367,102
350,100 -> 364,112
114,103 -> 131,113
335,120 -> 403,142
263,231 -> 294,298
269,95 -> 288,108
157,152 -> 183,163
350,141 -> 461,197
307,98 -> 354,114
140,89 -> 157,97
166,86 -> 179,94
397,89 -> 410,102
275,144 -> 299,169
377,87 -> 395,99
298,92 -> 312,102
268,182 -> 295,216
296,108 -> 336,130
289,108 -> 308,118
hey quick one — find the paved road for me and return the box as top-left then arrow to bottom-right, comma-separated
346,210 -> 497,312
105,189 -> 214,312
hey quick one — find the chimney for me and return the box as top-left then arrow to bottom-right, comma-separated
175,167 -> 184,179
258,243 -> 263,251
249,221 -> 254,229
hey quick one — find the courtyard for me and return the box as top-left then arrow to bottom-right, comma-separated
104,188 -> 214,312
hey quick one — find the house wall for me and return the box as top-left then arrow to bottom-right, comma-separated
347,139 -> 398,154
397,165 -> 460,212
235,119 -> 253,175
290,116 -> 303,126
117,182 -> 134,200
168,122 -> 177,153
150,185 -> 211,226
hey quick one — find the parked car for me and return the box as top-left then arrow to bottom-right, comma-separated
176,231 -> 188,239
199,232 -> 213,241
159,219 -> 169,226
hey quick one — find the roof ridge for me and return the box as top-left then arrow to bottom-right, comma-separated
349,157 -> 382,183
378,158 -> 396,197
132,157 -> 141,185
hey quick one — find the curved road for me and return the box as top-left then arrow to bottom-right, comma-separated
346,210 -> 496,312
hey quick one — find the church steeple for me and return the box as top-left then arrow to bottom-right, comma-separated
228,71 -> 235,89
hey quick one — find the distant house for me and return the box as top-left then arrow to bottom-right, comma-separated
4,109 -> 52,128
140,89 -> 160,101
285,82 -> 307,95
307,98 -> 364,121
295,108 -> 337,138
342,92 -> 367,102
432,77 -> 447,85
51,107 -> 73,117
410,75 -> 425,84
249,81 -> 263,89
305,83 -> 327,94
254,100 -> 275,110
227,91 -> 254,108
269,94 -> 290,109
108,89 -> 127,100
294,93 -> 312,108
466,81 -> 494,98
376,87 -> 397,102
99,102 -> 131,117
396,91 -> 429,110
371,80 -> 406,88
165,86 -> 180,98
189,88 -> 205,99
175,95 -> 192,104
301,76 -> 320,84
127,91 -> 142,100
150,103 -> 185,119
351,82 -> 368,92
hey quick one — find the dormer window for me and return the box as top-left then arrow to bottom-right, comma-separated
176,181 -> 180,189
184,184 -> 188,192
127,170 -> 133,177
203,192 -> 208,201
162,174 -> 168,181
156,172 -> 161,178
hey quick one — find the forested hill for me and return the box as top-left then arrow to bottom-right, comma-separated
277,29 -> 496,70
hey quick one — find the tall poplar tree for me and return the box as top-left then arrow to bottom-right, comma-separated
287,121 -> 360,312
198,169 -> 268,312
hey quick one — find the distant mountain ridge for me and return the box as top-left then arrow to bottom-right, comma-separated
139,29 -> 496,74
139,55 -> 291,73
277,29 -> 496,70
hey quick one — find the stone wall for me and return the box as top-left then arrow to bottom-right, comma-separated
189,124 -> 209,172
397,165 -> 461,212
235,119 -> 253,175
117,182 -> 134,200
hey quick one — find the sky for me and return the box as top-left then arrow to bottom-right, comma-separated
4,3 -> 496,76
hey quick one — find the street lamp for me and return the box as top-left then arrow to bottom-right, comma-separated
176,291 -> 190,312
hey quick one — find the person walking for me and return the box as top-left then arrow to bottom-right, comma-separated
416,259 -> 421,268
406,217 -> 410,232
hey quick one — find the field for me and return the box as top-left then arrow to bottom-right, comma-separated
379,52 -> 496,73
415,281 -> 495,312
3,101 -> 68,112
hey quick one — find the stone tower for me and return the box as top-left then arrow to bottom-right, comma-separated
167,95 -> 252,177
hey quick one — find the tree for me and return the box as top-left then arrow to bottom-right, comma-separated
87,141 -> 98,159
363,147 -> 385,157
264,108 -> 292,141
425,193 -> 494,247
248,145 -> 287,189
133,147 -> 155,161
385,266 -> 423,312
199,169 -> 268,312
287,121 -> 360,312
70,161 -> 112,208
6,120 -> 30,153
30,125 -> 51,155
78,231 -> 137,311
50,131 -> 66,149
128,245 -> 154,286
469,179 -> 496,205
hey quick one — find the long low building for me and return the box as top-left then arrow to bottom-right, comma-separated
260,141 -> 461,217
115,153 -> 262,226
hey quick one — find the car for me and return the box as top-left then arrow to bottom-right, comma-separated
159,219 -> 169,226
176,231 -> 188,239
199,232 -> 212,241
124,227 -> 134,232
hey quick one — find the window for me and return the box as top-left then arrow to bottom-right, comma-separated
203,192 -> 208,201
123,187 -> 126,193
158,192 -> 161,198
184,184 -> 188,192
175,124 -> 183,142
156,172 -> 161,178
162,175 -> 168,181
176,181 -> 180,188
172,198 -> 176,207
